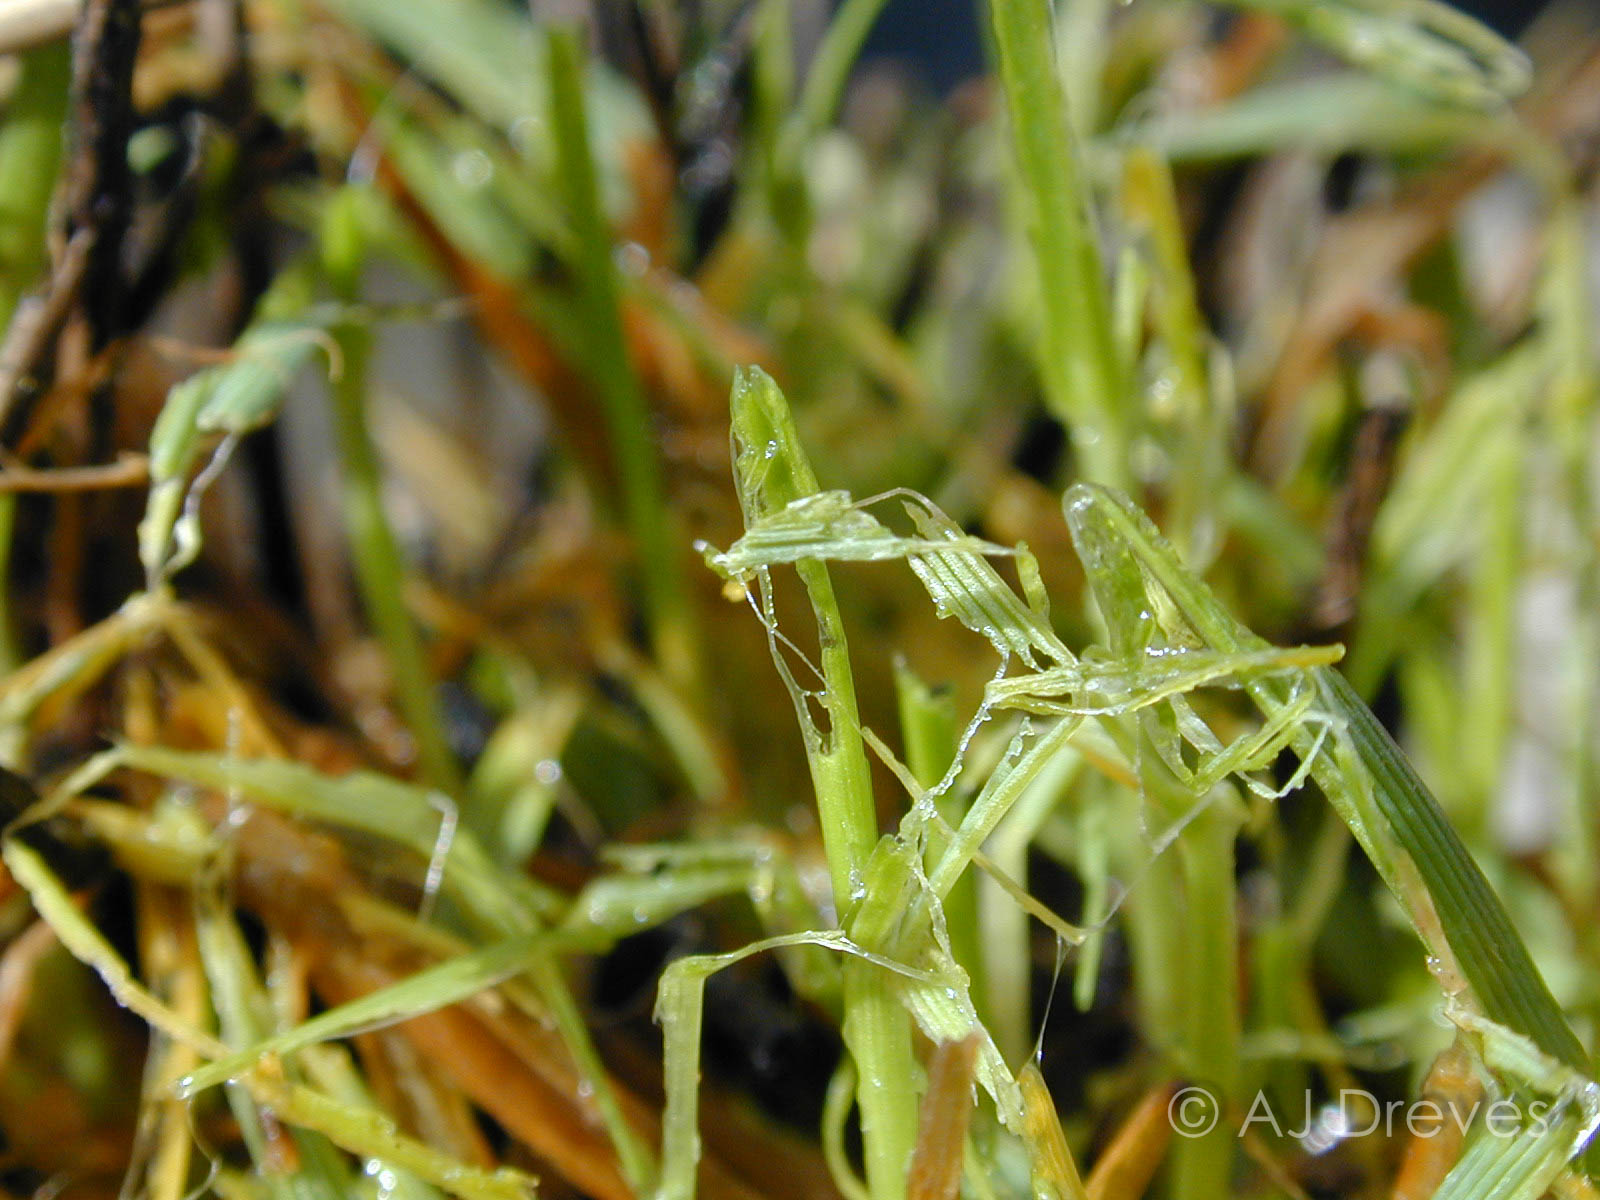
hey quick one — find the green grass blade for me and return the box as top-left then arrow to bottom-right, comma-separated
726,367 -> 879,908
707,490 -> 1014,574
1063,483 -> 1589,1072
139,265 -> 325,587
321,188 -> 463,796
1115,75 -> 1496,161
654,930 -> 946,1200
723,366 -> 918,1200
194,849 -> 351,1200
177,930 -> 551,1098
793,0 -> 893,142
240,1077 -> 540,1200
988,0 -> 1127,488
1321,666 -> 1587,1069
318,0 -> 541,133
895,663 -> 986,1014
547,27 -> 701,695
2,838 -> 228,1058
1431,1113 -> 1584,1200
114,744 -> 558,930
1213,0 -> 1529,108
0,42 -> 68,333
296,1045 -> 447,1200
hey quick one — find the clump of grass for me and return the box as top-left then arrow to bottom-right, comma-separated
1,0 -> 1599,1199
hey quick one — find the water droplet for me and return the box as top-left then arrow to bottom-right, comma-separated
509,115 -> 543,155
615,241 -> 650,277
680,141 -> 733,196
452,149 -> 493,189
1576,1082 -> 1600,1153
363,1161 -> 399,1200
764,439 -> 779,460
534,758 -> 562,786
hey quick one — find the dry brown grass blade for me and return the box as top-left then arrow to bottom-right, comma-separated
1020,1062 -> 1090,1200
1310,352 -> 1412,631
0,918 -> 57,1070
351,1028 -> 499,1170
1084,1081 -> 1177,1200
133,882 -> 207,1200
0,450 -> 147,491
318,954 -> 640,1200
907,1034 -> 980,1200
217,799 -> 639,1196
1389,1039 -> 1484,1200
218,794 -> 774,1200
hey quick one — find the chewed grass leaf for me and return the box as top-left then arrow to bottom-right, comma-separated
1063,482 -> 1590,1077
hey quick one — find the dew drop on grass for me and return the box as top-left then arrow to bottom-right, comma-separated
1424,954 -> 1469,999
364,1160 -> 399,1200
509,115 -> 542,153
452,149 -> 493,189
1575,1082 -> 1600,1152
615,241 -> 650,277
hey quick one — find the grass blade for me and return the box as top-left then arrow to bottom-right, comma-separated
547,27 -> 701,695
988,0 -> 1127,487
1063,483 -> 1589,1073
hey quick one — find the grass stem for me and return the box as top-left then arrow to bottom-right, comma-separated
988,0 -> 1128,489
730,367 -> 918,1200
547,27 -> 703,698
321,189 -> 463,796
